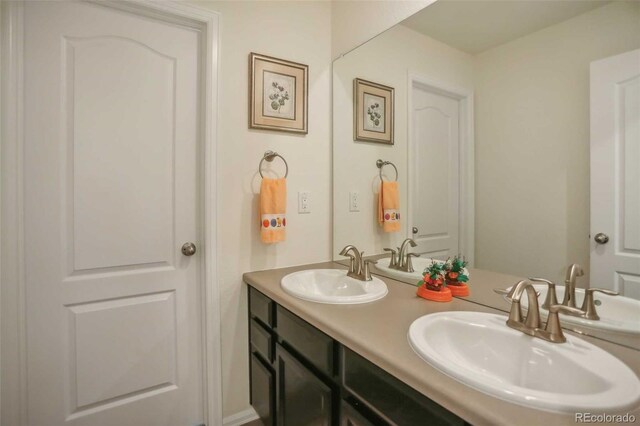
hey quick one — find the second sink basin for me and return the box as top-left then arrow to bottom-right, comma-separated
408,311 -> 640,413
281,269 -> 388,304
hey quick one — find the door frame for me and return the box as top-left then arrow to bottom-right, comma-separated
0,1 -> 222,424
407,71 -> 475,266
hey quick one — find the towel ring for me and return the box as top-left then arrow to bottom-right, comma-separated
376,159 -> 398,182
259,150 -> 289,178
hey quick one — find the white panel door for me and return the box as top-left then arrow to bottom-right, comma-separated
410,83 -> 460,258
590,49 -> 640,299
23,2 -> 204,425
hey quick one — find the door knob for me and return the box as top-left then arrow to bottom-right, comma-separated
594,233 -> 609,244
412,227 -> 418,234
181,242 -> 197,256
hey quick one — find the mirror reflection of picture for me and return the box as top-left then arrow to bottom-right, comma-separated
354,78 -> 394,144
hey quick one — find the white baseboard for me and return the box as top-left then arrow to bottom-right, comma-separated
222,407 -> 259,426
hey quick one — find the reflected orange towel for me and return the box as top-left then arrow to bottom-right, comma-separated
378,181 -> 400,233
260,178 -> 287,243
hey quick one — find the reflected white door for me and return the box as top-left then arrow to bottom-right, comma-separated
24,2 -> 204,424
590,49 -> 640,299
410,83 -> 460,258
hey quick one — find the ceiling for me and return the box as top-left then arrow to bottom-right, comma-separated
402,0 -> 612,54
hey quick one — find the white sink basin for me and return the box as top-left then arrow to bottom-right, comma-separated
408,311 -> 640,413
510,284 -> 640,335
281,269 -> 388,304
375,257 -> 442,281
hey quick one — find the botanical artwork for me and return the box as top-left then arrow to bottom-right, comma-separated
263,71 -> 295,120
363,93 -> 385,133
353,78 -> 394,144
249,53 -> 308,134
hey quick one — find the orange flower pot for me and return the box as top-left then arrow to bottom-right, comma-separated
447,282 -> 469,297
417,284 -> 452,302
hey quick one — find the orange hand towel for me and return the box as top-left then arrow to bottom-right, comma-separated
378,180 -> 400,233
260,178 -> 287,243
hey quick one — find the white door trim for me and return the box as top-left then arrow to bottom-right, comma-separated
0,1 -> 222,425
407,71 -> 475,266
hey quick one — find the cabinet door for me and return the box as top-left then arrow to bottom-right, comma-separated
276,343 -> 333,426
251,353 -> 275,426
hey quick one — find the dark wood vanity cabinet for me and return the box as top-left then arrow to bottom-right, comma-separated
275,343 -> 334,425
248,286 -> 467,426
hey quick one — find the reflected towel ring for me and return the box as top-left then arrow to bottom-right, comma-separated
259,150 -> 289,178
376,159 -> 398,182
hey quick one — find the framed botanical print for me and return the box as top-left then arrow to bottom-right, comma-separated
353,78 -> 394,144
249,53 -> 308,134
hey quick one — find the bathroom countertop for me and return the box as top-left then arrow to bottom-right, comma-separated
243,262 -> 640,426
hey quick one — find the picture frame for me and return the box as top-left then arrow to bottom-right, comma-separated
249,52 -> 308,134
353,78 -> 394,144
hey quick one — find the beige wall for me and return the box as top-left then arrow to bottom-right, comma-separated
333,24 -> 474,257
331,0 -> 433,59
474,1 -> 640,285
192,1 -> 332,419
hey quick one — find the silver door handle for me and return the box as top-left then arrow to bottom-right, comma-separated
594,233 -> 609,244
181,242 -> 197,256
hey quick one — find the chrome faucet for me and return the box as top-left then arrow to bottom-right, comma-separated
495,280 -> 584,343
562,264 -> 584,308
339,245 -> 376,281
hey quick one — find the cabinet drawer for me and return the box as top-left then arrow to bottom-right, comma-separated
342,347 -> 464,426
251,352 -> 275,426
276,305 -> 335,376
250,318 -> 274,363
249,286 -> 274,328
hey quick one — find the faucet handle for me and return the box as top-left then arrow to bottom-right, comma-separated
383,248 -> 398,267
580,288 -> 618,320
529,277 -> 558,310
405,253 -> 420,273
363,259 -> 377,281
538,304 -> 585,343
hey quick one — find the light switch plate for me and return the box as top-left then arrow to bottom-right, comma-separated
298,191 -> 311,213
349,192 -> 360,212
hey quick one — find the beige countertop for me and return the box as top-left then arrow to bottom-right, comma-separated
243,261 -> 640,426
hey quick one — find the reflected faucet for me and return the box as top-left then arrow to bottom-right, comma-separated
396,238 -> 420,272
562,264 -> 584,308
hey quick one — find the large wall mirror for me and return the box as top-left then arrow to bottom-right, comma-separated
332,0 -> 640,348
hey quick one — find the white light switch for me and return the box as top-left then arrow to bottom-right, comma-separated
298,191 -> 311,213
349,192 -> 360,212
